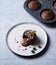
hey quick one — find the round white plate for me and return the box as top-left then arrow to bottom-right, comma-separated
6,22 -> 47,56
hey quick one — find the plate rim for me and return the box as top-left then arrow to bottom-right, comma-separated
6,22 -> 48,56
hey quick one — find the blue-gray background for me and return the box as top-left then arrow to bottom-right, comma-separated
0,0 -> 56,65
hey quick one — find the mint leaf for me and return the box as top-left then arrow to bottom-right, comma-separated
29,31 -> 36,35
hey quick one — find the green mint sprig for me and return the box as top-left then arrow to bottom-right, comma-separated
29,31 -> 36,35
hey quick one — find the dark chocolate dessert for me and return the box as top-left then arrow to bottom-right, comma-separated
28,0 -> 41,10
41,9 -> 55,20
21,30 -> 37,46
23,30 -> 36,42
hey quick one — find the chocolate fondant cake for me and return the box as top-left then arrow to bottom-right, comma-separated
41,9 -> 55,20
28,0 -> 41,10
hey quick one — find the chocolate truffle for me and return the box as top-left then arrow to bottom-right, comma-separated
28,0 -> 41,10
21,30 -> 37,46
41,9 -> 55,20
54,2 -> 56,9
23,30 -> 36,43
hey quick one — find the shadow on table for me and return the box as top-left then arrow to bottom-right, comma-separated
14,34 -> 50,59
44,21 -> 56,28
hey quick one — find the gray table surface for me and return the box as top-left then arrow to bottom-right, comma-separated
0,0 -> 56,65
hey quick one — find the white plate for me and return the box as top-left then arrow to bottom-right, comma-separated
6,22 -> 47,56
